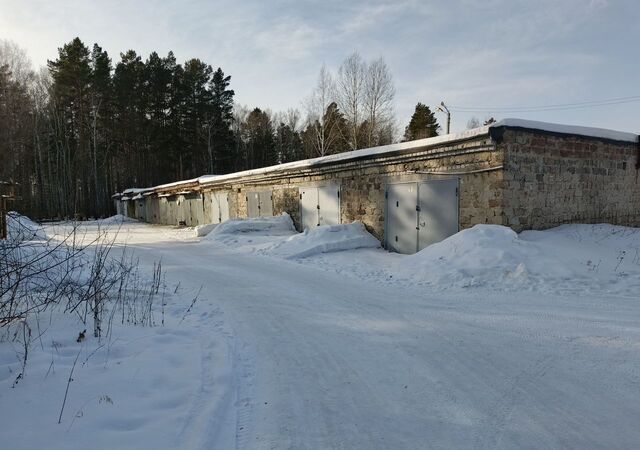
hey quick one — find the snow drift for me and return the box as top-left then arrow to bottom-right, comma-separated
6,212 -> 47,241
394,224 -> 640,295
262,222 -> 380,259
203,213 -> 297,247
207,213 -> 296,237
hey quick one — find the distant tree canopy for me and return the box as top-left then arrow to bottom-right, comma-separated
403,103 -> 439,141
1,39 -> 406,219
2,37 -> 238,218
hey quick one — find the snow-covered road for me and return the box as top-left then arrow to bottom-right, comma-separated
128,227 -> 640,449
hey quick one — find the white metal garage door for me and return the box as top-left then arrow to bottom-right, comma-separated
385,179 -> 459,254
211,192 -> 230,224
299,185 -> 341,230
318,185 -> 340,226
300,187 -> 319,230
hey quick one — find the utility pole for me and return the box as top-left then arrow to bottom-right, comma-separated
436,101 -> 451,134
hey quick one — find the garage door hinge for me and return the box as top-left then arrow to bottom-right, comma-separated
299,194 -> 302,199
416,205 -> 421,212
317,205 -> 320,209
456,187 -> 459,196
385,191 -> 388,199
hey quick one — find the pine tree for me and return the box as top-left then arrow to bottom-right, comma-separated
47,37 -> 93,216
275,122 -> 303,163
179,59 -> 213,178
88,44 -> 113,216
113,50 -> 147,187
207,67 -> 235,173
403,103 -> 439,141
245,108 -> 276,169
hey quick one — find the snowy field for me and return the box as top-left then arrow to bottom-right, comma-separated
1,214 -> 640,449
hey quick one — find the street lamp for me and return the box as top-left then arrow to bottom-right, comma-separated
436,101 -> 450,134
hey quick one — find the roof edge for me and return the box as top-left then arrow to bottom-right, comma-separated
489,118 -> 638,145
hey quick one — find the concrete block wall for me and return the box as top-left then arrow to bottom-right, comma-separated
501,130 -> 640,231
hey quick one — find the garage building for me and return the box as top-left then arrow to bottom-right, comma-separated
114,119 -> 640,253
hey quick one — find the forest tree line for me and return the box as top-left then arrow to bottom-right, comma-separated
0,38 -> 441,219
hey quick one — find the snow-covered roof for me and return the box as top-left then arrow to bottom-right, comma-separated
492,118 -> 638,143
152,178 -> 199,191
115,119 -> 637,196
122,187 -> 152,195
197,126 -> 493,187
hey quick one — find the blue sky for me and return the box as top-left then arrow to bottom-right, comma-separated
1,0 -> 638,134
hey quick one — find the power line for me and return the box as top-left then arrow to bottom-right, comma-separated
449,95 -> 640,113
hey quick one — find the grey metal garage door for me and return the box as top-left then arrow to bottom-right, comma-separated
176,196 -> 187,225
385,179 -> 459,254
211,192 -> 230,224
385,183 -> 418,254
418,179 -> 459,250
300,184 -> 341,230
259,191 -> 273,217
247,192 -> 260,218
247,191 -> 273,218
187,195 -> 204,226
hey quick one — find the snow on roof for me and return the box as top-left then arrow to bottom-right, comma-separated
122,187 -> 152,195
491,118 -> 638,143
197,126 -> 493,187
152,178 -> 199,191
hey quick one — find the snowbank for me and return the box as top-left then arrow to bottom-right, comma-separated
195,223 -> 217,237
206,213 -> 296,238
394,224 -> 640,294
6,212 -> 47,240
99,214 -> 136,224
263,222 -> 380,259
203,213 -> 297,248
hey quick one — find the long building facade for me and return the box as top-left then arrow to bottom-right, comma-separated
114,119 -> 640,254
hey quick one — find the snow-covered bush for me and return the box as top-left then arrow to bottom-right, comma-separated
0,213 -> 166,385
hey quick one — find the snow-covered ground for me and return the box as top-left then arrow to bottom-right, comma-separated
2,215 -> 640,449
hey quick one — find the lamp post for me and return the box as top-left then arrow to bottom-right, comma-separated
436,101 -> 451,134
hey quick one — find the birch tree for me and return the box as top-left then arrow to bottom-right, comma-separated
335,53 -> 366,150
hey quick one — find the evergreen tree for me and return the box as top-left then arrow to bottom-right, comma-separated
89,43 -> 113,215
47,37 -> 93,216
207,67 -> 235,173
403,103 -> 439,141
179,59 -> 213,178
275,122 -> 303,163
145,51 -> 178,182
245,108 -> 276,169
113,50 -> 147,187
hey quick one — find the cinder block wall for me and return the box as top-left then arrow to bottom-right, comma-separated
205,135 -> 505,241
501,130 -> 640,231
